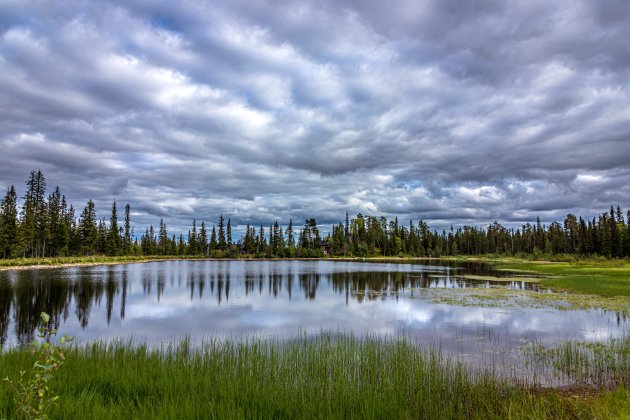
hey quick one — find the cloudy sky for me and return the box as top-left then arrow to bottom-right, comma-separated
1,0 -> 629,234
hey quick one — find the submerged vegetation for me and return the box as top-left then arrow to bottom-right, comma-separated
523,335 -> 630,388
1,335 -> 629,419
416,285 -> 630,314
401,259 -> 630,313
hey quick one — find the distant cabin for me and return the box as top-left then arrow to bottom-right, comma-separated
320,240 -> 330,255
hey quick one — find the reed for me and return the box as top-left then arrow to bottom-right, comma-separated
1,334 -> 627,419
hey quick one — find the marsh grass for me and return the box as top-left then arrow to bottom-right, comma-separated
523,334 -> 630,388
413,286 -> 630,313
0,335 -> 627,419
494,260 -> 630,297
457,274 -> 543,282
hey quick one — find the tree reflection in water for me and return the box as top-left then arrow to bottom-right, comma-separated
0,260 -> 580,346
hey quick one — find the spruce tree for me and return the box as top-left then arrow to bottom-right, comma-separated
272,221 -> 280,255
178,234 -> 186,255
0,186 -> 19,258
66,204 -> 79,256
286,219 -> 294,248
158,219 -> 168,254
189,219 -> 197,255
218,215 -> 226,250
97,219 -> 107,254
210,225 -> 217,252
57,194 -> 70,256
227,218 -> 232,248
21,170 -> 48,257
79,199 -> 98,255
107,201 -> 120,255
47,186 -> 62,256
199,222 -> 208,255
123,204 -> 132,254
244,223 -> 253,253
610,206 -> 620,258
258,225 -> 265,254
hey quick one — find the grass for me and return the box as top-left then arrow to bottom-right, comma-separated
1,335 -> 628,419
0,255 -> 170,269
523,334 -> 630,388
493,259 -> 630,297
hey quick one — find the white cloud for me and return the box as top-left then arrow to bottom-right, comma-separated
0,0 -> 629,233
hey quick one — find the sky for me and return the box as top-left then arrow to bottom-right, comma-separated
1,0 -> 630,235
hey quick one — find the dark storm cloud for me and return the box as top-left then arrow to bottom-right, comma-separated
1,0 -> 629,234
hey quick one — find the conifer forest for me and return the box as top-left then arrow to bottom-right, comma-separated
2,170 -> 629,260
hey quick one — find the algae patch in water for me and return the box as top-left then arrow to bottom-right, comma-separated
408,286 -> 630,314
456,274 -> 542,283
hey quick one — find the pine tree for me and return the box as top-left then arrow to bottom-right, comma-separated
158,219 -> 169,255
218,215 -> 226,250
97,219 -> 107,254
0,186 -> 19,258
21,170 -> 48,257
609,206 -> 623,258
106,201 -> 120,256
79,200 -> 98,255
149,225 -> 157,254
272,221 -> 280,255
123,204 -> 132,254
286,219 -> 294,248
258,225 -> 265,254
178,234 -> 186,255
57,194 -> 70,256
189,219 -> 197,255
244,223 -> 253,254
227,218 -> 232,248
210,225 -> 217,252
66,204 -> 79,255
200,222 -> 208,255
47,186 -> 63,256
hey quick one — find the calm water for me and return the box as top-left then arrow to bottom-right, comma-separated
1,260 -> 628,358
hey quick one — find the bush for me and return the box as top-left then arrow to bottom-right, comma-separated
3,312 -> 72,419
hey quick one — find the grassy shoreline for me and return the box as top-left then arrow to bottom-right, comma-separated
0,255 -> 442,270
490,259 -> 630,297
1,335 -> 628,419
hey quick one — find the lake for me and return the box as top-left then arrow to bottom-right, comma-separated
1,259 -> 628,375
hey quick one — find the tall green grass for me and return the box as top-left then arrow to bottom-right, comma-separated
524,334 -> 630,387
1,335 -> 626,419
493,259 -> 630,297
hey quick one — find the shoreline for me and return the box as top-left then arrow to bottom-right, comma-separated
0,254 -> 615,272
0,255 -> 463,272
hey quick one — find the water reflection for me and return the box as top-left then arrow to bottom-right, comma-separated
0,260 -> 627,353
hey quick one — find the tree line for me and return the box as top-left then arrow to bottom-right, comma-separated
1,171 -> 630,259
